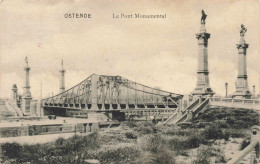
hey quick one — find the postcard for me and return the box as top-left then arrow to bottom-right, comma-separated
0,0 -> 259,163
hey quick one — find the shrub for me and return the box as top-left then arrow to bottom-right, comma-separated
167,134 -> 202,153
163,128 -> 177,136
123,121 -> 138,128
138,134 -> 166,153
240,139 -> 250,150
59,133 -> 100,154
138,151 -> 156,164
18,144 -> 43,163
200,125 -> 224,140
195,112 -> 215,122
215,120 -> 229,128
175,128 -> 194,136
135,121 -> 157,135
1,143 -> 45,163
232,120 -> 248,129
0,133 -> 101,163
95,144 -> 141,164
186,135 -> 201,148
138,149 -> 176,164
1,142 -> 22,159
168,137 -> 185,151
125,132 -> 137,139
193,146 -> 213,164
153,148 -> 176,164
138,134 -> 176,164
193,107 -> 260,129
55,137 -> 65,146
222,129 -> 245,140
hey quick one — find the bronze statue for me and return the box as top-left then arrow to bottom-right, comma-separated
240,24 -> 247,36
201,10 -> 207,24
25,56 -> 28,65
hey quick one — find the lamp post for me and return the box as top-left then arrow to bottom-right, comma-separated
225,82 -> 228,98
253,85 -> 255,98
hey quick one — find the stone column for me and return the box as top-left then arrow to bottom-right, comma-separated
12,84 -> 18,101
225,82 -> 228,98
21,57 -> 32,115
232,28 -> 251,99
59,60 -> 66,93
90,74 -> 98,110
192,22 -> 214,97
252,85 -> 256,98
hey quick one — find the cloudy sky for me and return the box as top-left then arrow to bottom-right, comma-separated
0,0 -> 259,99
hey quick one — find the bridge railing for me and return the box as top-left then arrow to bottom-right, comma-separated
181,98 -> 200,113
4,99 -> 24,117
192,98 -> 210,116
227,126 -> 260,164
210,97 -> 260,110
163,99 -> 198,125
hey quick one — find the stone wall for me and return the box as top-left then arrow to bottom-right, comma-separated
0,126 -> 29,138
0,122 -> 100,138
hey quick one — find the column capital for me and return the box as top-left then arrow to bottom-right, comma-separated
24,66 -> 30,71
236,43 -> 249,49
237,75 -> 248,78
59,69 -> 66,73
196,32 -> 210,40
197,71 -> 209,74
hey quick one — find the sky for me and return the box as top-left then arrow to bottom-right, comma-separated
0,0 -> 259,99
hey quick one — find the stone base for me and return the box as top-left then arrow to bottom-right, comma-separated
232,90 -> 251,99
233,77 -> 251,99
21,97 -> 32,115
191,87 -> 214,97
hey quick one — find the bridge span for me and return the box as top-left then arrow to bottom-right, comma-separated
42,74 -> 183,119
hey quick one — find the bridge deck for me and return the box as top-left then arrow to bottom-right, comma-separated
210,97 -> 260,111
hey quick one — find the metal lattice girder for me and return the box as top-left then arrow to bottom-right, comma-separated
42,74 -> 183,110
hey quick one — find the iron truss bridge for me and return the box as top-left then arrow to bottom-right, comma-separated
42,74 -> 183,111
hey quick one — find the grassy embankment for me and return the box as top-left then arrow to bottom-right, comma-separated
0,106 -> 259,164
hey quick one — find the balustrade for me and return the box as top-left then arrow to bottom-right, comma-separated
210,97 -> 260,110
227,126 -> 260,164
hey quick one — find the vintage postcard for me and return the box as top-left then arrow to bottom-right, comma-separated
0,0 -> 259,163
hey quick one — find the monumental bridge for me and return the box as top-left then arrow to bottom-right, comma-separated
41,74 -> 183,120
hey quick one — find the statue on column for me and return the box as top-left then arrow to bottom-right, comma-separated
201,10 -> 207,24
25,56 -> 28,66
240,24 -> 247,36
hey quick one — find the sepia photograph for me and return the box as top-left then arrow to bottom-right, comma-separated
0,0 -> 259,163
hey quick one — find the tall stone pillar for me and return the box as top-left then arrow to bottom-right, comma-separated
192,16 -> 214,97
232,24 -> 251,99
59,60 -> 66,93
21,57 -> 32,115
90,74 -> 98,110
12,84 -> 18,101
